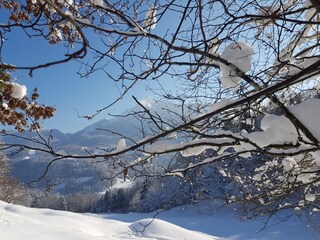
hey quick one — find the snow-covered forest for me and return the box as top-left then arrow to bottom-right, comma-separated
1,0 -> 320,239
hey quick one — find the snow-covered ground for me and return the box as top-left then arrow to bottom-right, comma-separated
0,200 -> 317,240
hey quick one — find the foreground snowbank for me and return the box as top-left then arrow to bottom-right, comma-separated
0,201 -> 220,240
0,200 -> 317,240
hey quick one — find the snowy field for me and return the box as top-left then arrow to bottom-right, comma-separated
0,200 -> 318,240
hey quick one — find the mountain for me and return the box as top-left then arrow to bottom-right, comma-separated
1,113 -> 141,150
0,102 -> 155,193
0,100 -> 183,194
1,99 -> 183,149
70,115 -> 142,147
0,116 -> 139,194
69,99 -> 180,148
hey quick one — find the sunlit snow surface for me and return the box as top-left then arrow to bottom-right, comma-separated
0,200 -> 317,240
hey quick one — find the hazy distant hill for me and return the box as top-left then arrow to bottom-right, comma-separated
0,116 -> 136,194
70,116 -> 142,147
1,100 -> 180,194
2,117 -> 139,151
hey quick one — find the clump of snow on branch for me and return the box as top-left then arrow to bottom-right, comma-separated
219,42 -> 254,91
76,18 -> 91,25
304,0 -> 317,20
266,0 -> 320,80
11,83 -> 27,99
247,114 -> 298,146
207,98 -> 234,113
167,99 -> 320,160
289,99 -> 320,140
145,141 -> 175,154
2,102 -> 8,109
92,0 -> 104,7
181,145 -> 211,158
240,99 -> 320,150
57,0 -> 73,8
139,99 -> 154,108
49,28 -> 63,42
145,4 -> 157,30
116,138 -> 126,152
282,157 -> 297,172
146,136 -> 236,157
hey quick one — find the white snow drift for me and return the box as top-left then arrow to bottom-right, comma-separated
0,200 -> 316,240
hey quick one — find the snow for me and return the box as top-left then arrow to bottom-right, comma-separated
141,99 -> 320,162
76,18 -> 91,25
58,0 -> 73,7
139,98 -> 155,108
0,200 -> 316,240
246,113 -> 298,147
146,140 -> 176,154
129,218 -> 217,240
305,193 -> 316,202
10,83 -> 27,99
93,0 -> 104,7
207,98 -> 234,113
146,137 -> 235,156
2,102 -> 8,109
282,157 -> 297,172
220,42 -> 254,91
77,176 -> 93,183
181,145 -> 211,157
304,0 -> 313,7
116,138 -> 126,151
111,178 -> 134,189
154,99 -> 320,161
145,4 -> 157,30
221,42 -> 254,73
0,201 -> 125,240
49,28 -> 62,41
304,4 -> 317,20
239,99 -> 320,150
276,57 -> 320,80
290,98 -> 320,140
29,149 -> 36,155
312,150 -> 320,167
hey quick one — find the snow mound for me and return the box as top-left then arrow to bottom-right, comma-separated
0,201 -> 125,240
129,218 -> 219,240
0,200 -> 316,240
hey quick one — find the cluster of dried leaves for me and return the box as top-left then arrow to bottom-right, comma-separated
0,69 -> 55,132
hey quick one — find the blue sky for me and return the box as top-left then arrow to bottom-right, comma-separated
2,27 -> 154,133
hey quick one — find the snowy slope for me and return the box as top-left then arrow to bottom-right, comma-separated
0,201 -> 219,240
0,201 -> 317,240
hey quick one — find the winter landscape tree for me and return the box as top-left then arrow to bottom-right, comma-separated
0,152 -> 26,204
1,0 -> 320,224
